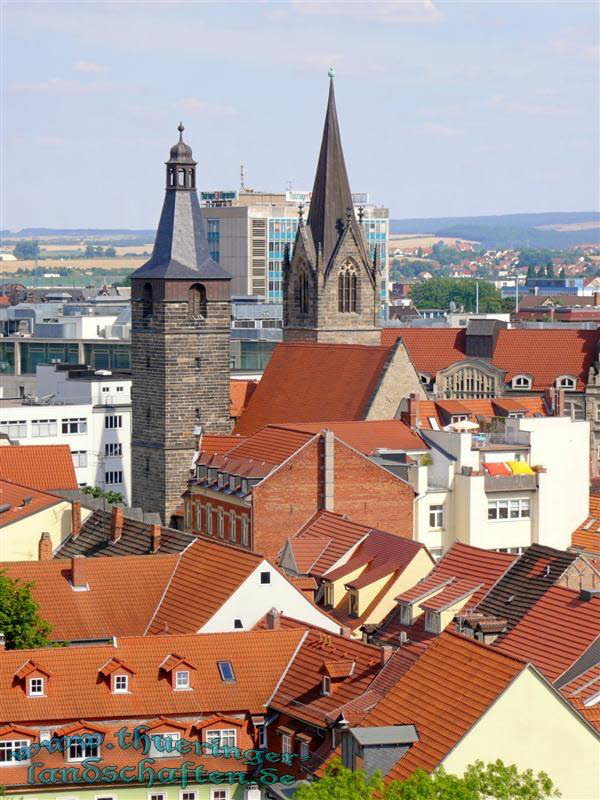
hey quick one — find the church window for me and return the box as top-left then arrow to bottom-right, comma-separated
298,270 -> 309,314
338,265 -> 358,313
189,284 -> 207,318
178,168 -> 186,187
168,168 -> 176,188
443,366 -> 495,399
142,283 -> 153,318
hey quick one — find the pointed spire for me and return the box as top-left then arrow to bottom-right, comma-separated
306,74 -> 355,271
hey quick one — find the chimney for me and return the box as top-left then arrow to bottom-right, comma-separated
266,607 -> 281,630
38,532 -> 52,561
71,555 -> 87,589
381,645 -> 394,666
110,506 -> 124,542
323,430 -> 334,513
408,392 -> 420,428
150,523 -> 161,553
71,501 -> 81,539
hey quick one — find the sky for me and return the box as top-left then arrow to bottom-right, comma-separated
1,0 -> 599,229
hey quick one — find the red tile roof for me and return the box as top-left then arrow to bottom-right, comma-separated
357,631 -> 526,782
383,327 -> 599,390
0,554 -> 178,642
226,425 -> 316,466
200,434 -> 247,455
233,342 -> 392,436
412,397 -> 548,430
572,495 -> 600,555
559,662 -> 600,732
282,420 -> 427,455
147,537 -> 264,635
288,511 -> 372,576
495,586 -> 600,682
0,629 -> 306,723
0,444 -> 77,490
0,479 -> 62,528
230,378 -> 258,419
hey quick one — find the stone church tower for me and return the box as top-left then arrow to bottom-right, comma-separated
283,77 -> 381,345
130,125 -> 231,525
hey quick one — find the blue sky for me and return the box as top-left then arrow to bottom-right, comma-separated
2,0 -> 598,229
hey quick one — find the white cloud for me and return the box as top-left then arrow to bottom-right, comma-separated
290,0 -> 442,24
11,77 -> 112,94
176,98 -> 237,117
73,61 -> 107,73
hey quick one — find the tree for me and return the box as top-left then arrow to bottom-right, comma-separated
13,240 -> 39,260
295,760 -> 384,800
409,277 -> 505,313
82,486 -> 124,505
105,246 -> 117,257
537,265 -> 546,278
546,261 -> 555,278
85,244 -> 96,258
0,572 -> 52,649
526,264 -> 536,279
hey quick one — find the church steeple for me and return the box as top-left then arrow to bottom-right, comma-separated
306,74 -> 357,272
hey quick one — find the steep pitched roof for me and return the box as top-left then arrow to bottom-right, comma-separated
0,554 -> 178,641
0,630 -> 305,723
199,434 -> 247,456
381,328 -> 466,375
226,425 -> 316,466
233,342 -> 391,436
283,420 -> 427,455
230,379 -> 258,419
0,444 -> 77,491
146,537 -> 264,635
0,479 -> 62,528
559,662 -> 600,732
289,511 -> 372,576
572,494 -> 600,555
54,509 -> 196,558
495,586 -> 600,682
475,543 -> 579,633
357,632 -> 526,782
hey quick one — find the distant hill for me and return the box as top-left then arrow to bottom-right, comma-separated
390,212 -> 600,249
11,228 -> 156,237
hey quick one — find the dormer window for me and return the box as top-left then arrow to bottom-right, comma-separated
113,674 -> 128,694
229,474 -> 238,491
512,375 -> 532,390
451,414 -> 469,424
399,603 -> 412,626
217,661 -> 235,682
419,373 -> 430,385
424,610 -> 441,634
217,473 -> 225,489
348,591 -> 359,617
241,479 -> 249,494
322,676 -> 331,696
67,734 -> 100,762
28,677 -> 44,697
556,375 -> 577,390
175,670 -> 190,690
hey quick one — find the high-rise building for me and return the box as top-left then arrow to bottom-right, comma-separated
130,125 -> 232,525
282,77 -> 382,345
200,193 -> 388,307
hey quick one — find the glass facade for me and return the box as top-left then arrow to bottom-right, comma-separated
83,343 -> 131,370
20,342 -> 79,374
230,340 -> 277,372
206,218 -> 220,263
0,342 -> 15,374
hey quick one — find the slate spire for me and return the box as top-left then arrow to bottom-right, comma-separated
131,124 -> 230,281
307,76 -> 356,271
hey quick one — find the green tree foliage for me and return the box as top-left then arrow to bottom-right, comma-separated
104,246 -> 117,257
536,265 -> 546,278
82,486 -> 124,505
546,262 -> 555,278
297,760 -> 560,800
409,277 -> 506,312
526,264 -> 537,279
13,240 -> 39,260
0,572 -> 52,649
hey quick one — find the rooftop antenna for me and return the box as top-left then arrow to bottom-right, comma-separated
286,179 -> 293,192
240,163 -> 245,191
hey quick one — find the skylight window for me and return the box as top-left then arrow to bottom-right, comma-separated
217,661 -> 236,682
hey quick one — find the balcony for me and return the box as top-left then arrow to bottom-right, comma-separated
484,473 -> 538,493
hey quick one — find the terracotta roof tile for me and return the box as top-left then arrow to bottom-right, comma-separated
283,420 -> 427,455
290,511 -> 372,576
233,342 -> 392,436
572,495 -> 600,555
0,479 -> 62,529
230,378 -> 258,419
0,629 -> 306,723
495,586 -> 600,682
357,631 -> 526,782
381,328 -> 466,375
559,662 -> 600,732
226,425 -> 316,465
200,434 -> 247,455
414,396 -> 548,430
0,554 -> 178,641
0,444 -> 77,490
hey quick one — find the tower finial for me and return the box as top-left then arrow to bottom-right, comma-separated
178,121 -> 184,140
328,66 -> 335,79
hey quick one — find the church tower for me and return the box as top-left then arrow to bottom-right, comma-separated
130,124 -> 231,525
283,75 -> 381,345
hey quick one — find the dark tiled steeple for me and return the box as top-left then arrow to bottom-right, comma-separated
132,124 -> 230,281
307,77 -> 357,270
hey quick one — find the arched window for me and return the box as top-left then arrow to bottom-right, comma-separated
556,375 -> 577,390
142,283 -> 153,318
189,168 -> 195,188
178,168 -> 186,187
189,283 -> 207,318
298,270 -> 309,314
338,265 -> 358,313
168,168 -> 176,188
512,375 -> 532,390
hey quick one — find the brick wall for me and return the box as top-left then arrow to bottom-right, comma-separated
187,490 -> 251,549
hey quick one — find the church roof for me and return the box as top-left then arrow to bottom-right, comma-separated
307,78 -> 360,271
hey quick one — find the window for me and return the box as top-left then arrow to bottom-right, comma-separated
229,511 -> 236,542
323,582 -> 334,607
0,740 -> 30,764
72,450 -> 88,468
175,670 -> 190,690
257,726 -> 267,749
429,504 -> 444,529
424,611 -> 441,634
68,734 -> 100,761
241,516 -> 249,546
195,504 -> 202,530
348,591 -> 359,617
399,604 -> 412,625
217,661 -> 235,682
299,740 -> 309,759
181,793 -> 196,800
565,402 -> 585,421
322,676 -> 331,696
281,733 -> 292,755
148,732 -> 180,758
150,794 -> 166,800
450,414 -> 468,424
113,674 -> 128,693
211,792 -> 228,800
105,415 -> 123,429
142,282 -> 153,318
338,265 -> 358,313
105,471 -> 123,485
298,270 -> 309,314
0,420 -> 27,439
556,376 -> 576,390
105,442 -> 123,457
62,418 -> 86,434
206,505 -> 213,535
189,284 -> 207,318
116,386 -> 124,392
488,498 -> 530,520
28,677 -> 44,696
217,508 -> 224,538
260,571 -> 271,584
31,419 -> 57,437
233,619 -> 243,629
206,729 -> 236,748
512,375 -> 532,390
